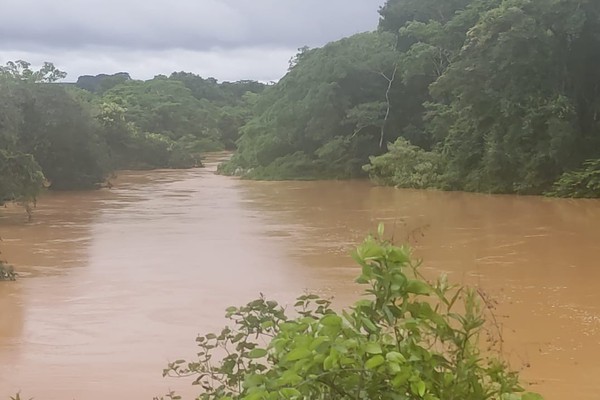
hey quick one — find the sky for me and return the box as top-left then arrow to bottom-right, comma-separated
0,0 -> 383,83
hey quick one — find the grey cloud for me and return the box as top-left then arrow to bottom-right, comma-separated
0,0 -> 383,81
0,0 -> 381,51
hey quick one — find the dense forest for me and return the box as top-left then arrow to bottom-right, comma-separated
2,0 -> 600,203
0,61 -> 264,207
221,0 -> 600,197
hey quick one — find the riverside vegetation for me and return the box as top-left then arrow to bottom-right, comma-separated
0,0 -> 592,393
2,0 -> 600,214
158,226 -> 543,400
0,61 -> 265,212
219,0 -> 600,198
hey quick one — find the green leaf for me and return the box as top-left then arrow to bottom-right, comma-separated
388,248 -> 409,264
377,223 -> 385,237
320,314 -> 342,327
385,351 -> 406,363
411,380 -> 426,397
248,348 -> 268,359
260,320 -> 274,329
365,355 -> 385,369
365,342 -> 383,354
361,317 -> 378,332
280,388 -> 302,398
323,355 -> 335,370
244,389 -> 267,400
243,374 -> 265,389
522,393 -> 544,400
309,336 -> 330,351
285,348 -> 312,361
392,370 -> 411,388
278,370 -> 303,386
406,280 -> 431,295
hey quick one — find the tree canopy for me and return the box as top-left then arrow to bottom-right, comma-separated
0,61 -> 265,210
3,0 -> 600,198
219,0 -> 600,197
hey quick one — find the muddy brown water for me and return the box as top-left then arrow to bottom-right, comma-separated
1,154 -> 599,400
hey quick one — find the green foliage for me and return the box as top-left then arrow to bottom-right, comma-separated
160,227 -> 542,400
100,74 -> 263,155
0,60 -> 66,83
220,32 -> 400,180
95,101 -> 199,169
217,0 -> 600,197
0,60 -> 263,196
363,138 -> 442,189
546,159 -> 600,198
76,72 -> 132,94
102,78 -> 221,147
362,0 -> 600,195
0,75 -> 110,191
17,84 -> 110,190
0,149 -> 44,205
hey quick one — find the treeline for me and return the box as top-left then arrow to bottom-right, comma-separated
0,61 -> 264,206
221,0 -> 600,197
2,0 -> 599,200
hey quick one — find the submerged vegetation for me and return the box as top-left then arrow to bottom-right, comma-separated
0,260 -> 16,281
160,227 -> 543,400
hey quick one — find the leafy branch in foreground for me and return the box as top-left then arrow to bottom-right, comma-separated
160,225 -> 542,400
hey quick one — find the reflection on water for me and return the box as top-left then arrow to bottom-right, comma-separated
1,154 -> 599,399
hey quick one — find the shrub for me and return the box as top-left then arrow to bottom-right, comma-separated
160,226 -> 542,400
363,138 -> 442,189
546,159 -> 600,198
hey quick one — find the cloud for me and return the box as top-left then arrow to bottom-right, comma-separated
0,0 -> 383,81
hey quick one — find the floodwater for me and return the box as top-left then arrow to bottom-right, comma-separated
1,154 -> 599,400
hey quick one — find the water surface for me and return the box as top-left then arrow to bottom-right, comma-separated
1,155 -> 599,399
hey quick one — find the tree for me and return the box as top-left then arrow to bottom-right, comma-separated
0,77 -> 44,210
16,84 -> 110,189
220,32 -> 401,180
426,0 -> 600,193
102,78 -> 223,152
160,227 -> 543,400
362,0 -> 600,196
0,60 -> 66,83
0,149 -> 44,206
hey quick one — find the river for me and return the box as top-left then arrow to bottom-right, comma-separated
1,154 -> 599,400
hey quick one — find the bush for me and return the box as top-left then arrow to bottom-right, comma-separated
363,138 -> 442,189
244,152 -> 320,180
160,226 -> 542,400
546,159 -> 600,198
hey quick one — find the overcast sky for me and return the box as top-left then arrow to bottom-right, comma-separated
0,0 -> 383,82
